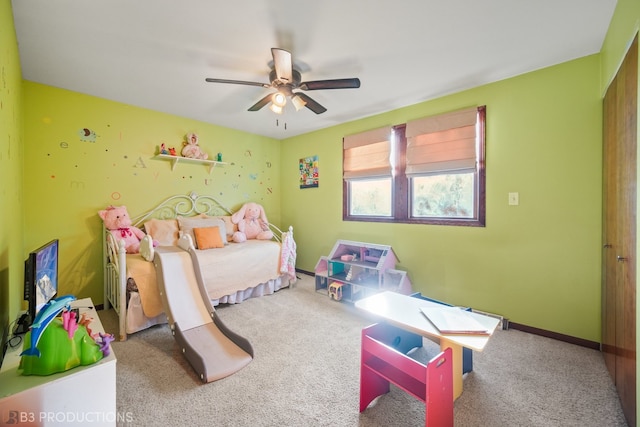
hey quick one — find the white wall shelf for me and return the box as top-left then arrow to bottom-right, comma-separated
152,154 -> 227,174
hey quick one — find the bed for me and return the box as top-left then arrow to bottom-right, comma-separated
102,191 -> 296,341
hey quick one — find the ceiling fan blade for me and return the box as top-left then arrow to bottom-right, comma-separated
205,78 -> 270,88
271,48 -> 293,83
248,93 -> 274,111
295,93 -> 327,114
299,78 -> 361,91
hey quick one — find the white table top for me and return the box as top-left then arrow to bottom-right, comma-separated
355,291 -> 500,351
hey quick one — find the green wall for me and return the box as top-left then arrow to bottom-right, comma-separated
22,82 -> 282,305
0,0 -> 24,327
281,55 -> 602,342
6,0 -> 639,349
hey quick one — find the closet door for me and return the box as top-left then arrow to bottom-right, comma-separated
602,34 -> 637,427
602,62 -> 618,376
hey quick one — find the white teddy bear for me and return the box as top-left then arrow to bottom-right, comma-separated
181,133 -> 208,160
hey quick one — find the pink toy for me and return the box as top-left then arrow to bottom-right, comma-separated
99,205 -> 157,254
231,202 -> 274,243
62,310 -> 78,340
181,133 -> 208,160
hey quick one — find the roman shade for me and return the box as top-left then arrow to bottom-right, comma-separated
405,107 -> 479,176
343,126 -> 392,179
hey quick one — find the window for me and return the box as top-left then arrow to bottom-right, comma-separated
343,106 -> 485,226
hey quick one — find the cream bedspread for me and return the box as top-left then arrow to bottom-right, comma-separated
126,240 -> 282,318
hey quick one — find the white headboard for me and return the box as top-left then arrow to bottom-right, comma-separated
131,191 -> 232,227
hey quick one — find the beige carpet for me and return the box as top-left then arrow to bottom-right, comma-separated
99,274 -> 628,427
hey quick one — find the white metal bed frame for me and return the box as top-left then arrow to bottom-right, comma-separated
102,191 -> 289,340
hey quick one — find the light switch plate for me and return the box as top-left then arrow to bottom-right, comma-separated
508,192 -> 519,206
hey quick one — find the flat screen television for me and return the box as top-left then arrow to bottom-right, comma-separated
23,239 -> 59,328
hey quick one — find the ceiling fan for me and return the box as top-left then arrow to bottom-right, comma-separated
205,48 -> 360,115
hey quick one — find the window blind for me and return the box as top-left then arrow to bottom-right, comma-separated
343,126 -> 392,179
405,107 -> 478,176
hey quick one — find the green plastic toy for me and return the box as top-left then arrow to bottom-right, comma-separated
19,319 -> 104,376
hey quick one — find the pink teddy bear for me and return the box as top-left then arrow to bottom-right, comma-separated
99,205 -> 156,254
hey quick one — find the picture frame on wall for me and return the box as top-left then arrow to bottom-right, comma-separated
299,155 -> 319,189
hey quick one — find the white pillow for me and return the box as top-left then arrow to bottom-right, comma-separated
143,218 -> 179,246
215,215 -> 238,240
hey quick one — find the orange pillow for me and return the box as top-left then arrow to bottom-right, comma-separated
193,226 -> 224,249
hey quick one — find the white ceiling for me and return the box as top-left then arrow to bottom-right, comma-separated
12,0 -> 617,139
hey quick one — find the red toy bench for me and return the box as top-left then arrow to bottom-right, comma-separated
360,322 -> 453,426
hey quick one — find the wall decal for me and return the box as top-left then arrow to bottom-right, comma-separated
111,192 -> 121,200
134,157 -> 147,168
299,155 -> 319,189
249,173 -> 258,180
78,128 -> 97,142
60,142 -> 69,148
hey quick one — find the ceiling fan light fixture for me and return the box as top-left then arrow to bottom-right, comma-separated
269,103 -> 284,114
291,94 -> 307,111
271,92 -> 287,107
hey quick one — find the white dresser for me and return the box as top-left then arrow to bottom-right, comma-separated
0,298 -> 117,426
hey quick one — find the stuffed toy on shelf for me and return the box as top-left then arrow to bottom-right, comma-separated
181,133 -> 208,160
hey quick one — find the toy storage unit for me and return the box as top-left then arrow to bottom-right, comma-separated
315,240 -> 412,302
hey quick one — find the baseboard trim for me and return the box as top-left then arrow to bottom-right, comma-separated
296,269 -> 314,277
497,322 -> 600,350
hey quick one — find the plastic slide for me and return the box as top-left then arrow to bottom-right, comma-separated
153,245 -> 253,383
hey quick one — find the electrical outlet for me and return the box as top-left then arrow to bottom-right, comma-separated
508,192 -> 519,206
